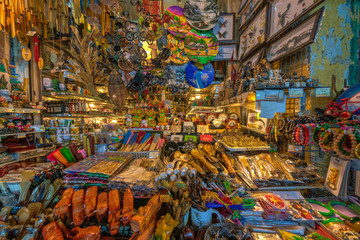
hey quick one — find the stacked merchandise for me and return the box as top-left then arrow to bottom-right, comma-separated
110,131 -> 165,152
63,153 -> 134,187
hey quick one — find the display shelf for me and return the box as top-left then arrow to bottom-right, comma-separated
256,184 -> 324,191
126,128 -> 165,132
0,131 -> 45,138
0,107 -> 41,114
0,146 -> 56,168
42,91 -> 113,107
240,125 -> 267,135
219,141 -> 271,152
43,112 -> 116,118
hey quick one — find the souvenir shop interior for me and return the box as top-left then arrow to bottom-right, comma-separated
0,0 -> 360,239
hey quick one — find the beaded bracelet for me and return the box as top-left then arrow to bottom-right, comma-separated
294,124 -> 310,145
333,129 -> 358,159
319,128 -> 340,152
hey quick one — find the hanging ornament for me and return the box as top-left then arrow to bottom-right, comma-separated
163,64 -> 189,93
185,62 -> 214,89
38,58 -> 44,69
167,34 -> 189,65
108,71 -> 128,108
22,47 -> 32,61
164,6 -> 191,39
184,29 -> 219,64
183,0 -> 220,31
33,35 -> 40,62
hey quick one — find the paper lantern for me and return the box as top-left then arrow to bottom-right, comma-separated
183,0 -> 220,31
164,64 -> 190,92
167,34 -> 189,65
164,6 -> 192,39
184,29 -> 219,64
185,62 -> 214,89
108,71 -> 127,107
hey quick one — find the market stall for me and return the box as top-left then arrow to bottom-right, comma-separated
0,0 -> 359,239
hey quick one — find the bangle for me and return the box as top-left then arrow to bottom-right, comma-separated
306,199 -> 334,217
327,201 -> 360,220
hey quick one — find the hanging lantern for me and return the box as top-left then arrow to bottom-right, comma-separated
185,62 -> 214,89
184,29 -> 219,64
164,6 -> 191,39
183,0 -> 220,31
108,71 -> 127,108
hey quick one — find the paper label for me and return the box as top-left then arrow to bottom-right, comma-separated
200,135 -> 213,142
288,88 -> 304,98
288,144 -> 303,153
272,191 -> 305,200
315,87 -> 331,97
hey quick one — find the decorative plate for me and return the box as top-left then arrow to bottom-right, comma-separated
229,113 -> 239,120
167,34 -> 189,65
212,118 -> 222,128
206,113 -> 216,122
164,6 -> 192,39
185,62 -> 215,89
183,0 -> 220,31
226,119 -> 237,129
184,29 -> 219,64
163,64 -> 190,93
218,113 -> 228,123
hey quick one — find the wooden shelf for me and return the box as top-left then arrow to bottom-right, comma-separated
0,107 -> 41,114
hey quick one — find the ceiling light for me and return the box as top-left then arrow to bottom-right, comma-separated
196,95 -> 201,99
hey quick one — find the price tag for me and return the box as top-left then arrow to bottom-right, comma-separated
163,130 -> 171,135
288,144 -> 303,153
50,69 -> 57,73
17,133 -> 26,138
149,151 -> 159,159
50,92 -> 56,96
200,135 -> 213,142
315,87 -> 331,97
288,88 -> 304,98
197,125 -> 209,134
264,89 -> 284,100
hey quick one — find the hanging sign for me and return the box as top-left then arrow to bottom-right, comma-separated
315,87 -> 331,97
38,58 -> 44,69
22,47 -> 32,61
288,88 -> 304,98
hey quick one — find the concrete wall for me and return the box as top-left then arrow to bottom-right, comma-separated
310,0 -> 360,89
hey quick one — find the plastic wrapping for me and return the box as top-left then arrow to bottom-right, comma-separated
54,188 -> 74,221
108,189 -> 121,236
42,221 -> 64,240
96,192 -> 108,222
53,150 -> 70,167
72,189 -> 85,226
122,188 -> 134,226
60,147 -> 76,163
72,226 -> 101,240
84,186 -> 98,219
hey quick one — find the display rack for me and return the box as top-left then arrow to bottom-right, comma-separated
0,107 -> 41,114
219,141 -> 271,152
42,91 -> 114,108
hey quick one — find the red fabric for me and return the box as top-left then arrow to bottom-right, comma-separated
33,35 -> 40,62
